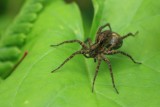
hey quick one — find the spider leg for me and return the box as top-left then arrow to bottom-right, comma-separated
121,31 -> 139,39
107,43 -> 116,51
84,38 -> 92,47
92,57 -> 102,92
51,50 -> 83,73
95,23 -> 112,44
97,23 -> 112,34
51,40 -> 87,49
101,55 -> 119,94
106,50 -> 141,64
84,38 -> 95,63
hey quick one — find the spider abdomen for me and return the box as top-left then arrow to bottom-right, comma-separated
106,32 -> 123,49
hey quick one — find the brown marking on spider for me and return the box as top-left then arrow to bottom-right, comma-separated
51,23 -> 141,94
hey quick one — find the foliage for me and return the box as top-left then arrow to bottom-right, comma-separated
0,0 -> 160,107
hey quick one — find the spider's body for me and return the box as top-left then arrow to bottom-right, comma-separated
51,23 -> 141,94
107,32 -> 123,49
89,30 -> 122,58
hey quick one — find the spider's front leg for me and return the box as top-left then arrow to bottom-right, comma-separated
105,50 -> 141,64
51,50 -> 84,73
51,40 -> 88,49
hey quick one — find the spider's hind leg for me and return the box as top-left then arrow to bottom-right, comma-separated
106,50 -> 141,64
121,31 -> 139,39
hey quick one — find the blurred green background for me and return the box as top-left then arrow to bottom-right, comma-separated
0,0 -> 160,107
0,0 -> 93,35
0,0 -> 24,31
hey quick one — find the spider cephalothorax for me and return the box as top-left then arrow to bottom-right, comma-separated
51,23 -> 141,94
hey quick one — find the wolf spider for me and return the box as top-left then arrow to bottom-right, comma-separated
51,23 -> 141,94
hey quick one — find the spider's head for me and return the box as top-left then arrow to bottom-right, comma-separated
106,32 -> 123,49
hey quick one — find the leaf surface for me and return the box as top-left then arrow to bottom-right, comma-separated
0,0 -> 160,107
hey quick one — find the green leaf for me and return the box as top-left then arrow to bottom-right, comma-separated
0,0 -> 44,77
0,0 -> 160,107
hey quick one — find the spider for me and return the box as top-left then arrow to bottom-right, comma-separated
51,23 -> 141,94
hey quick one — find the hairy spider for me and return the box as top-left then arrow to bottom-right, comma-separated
51,23 -> 141,94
